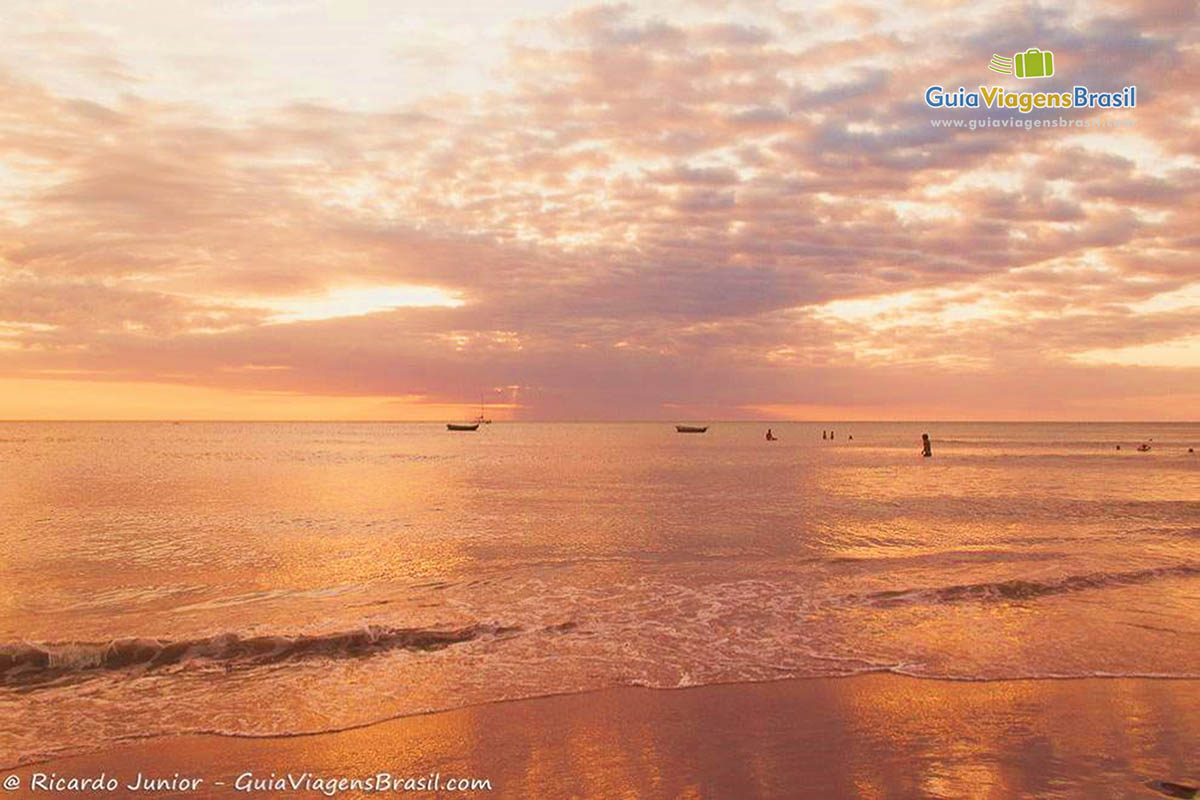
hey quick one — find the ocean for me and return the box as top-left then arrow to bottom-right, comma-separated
1,421 -> 1197,768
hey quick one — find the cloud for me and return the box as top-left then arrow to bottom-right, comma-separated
0,0 -> 1196,418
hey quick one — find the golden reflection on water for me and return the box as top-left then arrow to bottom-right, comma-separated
24,674 -> 1194,799
3,421 -> 1199,778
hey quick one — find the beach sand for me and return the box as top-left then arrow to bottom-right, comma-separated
7,674 -> 1198,799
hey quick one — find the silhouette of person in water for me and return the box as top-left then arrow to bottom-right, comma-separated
766,428 -> 777,441
921,433 -> 932,457
822,430 -> 827,440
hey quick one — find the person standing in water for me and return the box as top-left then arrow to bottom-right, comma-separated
922,433 -> 932,457
766,428 -> 777,441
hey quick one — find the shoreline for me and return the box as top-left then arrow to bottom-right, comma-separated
9,670 -> 1199,770
7,674 -> 1198,798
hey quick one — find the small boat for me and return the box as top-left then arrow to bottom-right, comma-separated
447,423 -> 480,431
1136,443 -> 1151,452
675,425 -> 708,433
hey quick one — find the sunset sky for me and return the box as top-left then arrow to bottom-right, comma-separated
1,0 -> 1196,420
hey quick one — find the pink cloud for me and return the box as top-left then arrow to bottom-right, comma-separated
0,1 -> 1196,418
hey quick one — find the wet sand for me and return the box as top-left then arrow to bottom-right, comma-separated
8,674 -> 1198,799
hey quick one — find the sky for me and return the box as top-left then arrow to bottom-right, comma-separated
0,0 -> 1197,420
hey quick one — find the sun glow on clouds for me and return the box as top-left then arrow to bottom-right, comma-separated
0,378 -> 467,421
815,289 -> 1007,327
251,286 -> 466,323
1072,335 -> 1200,368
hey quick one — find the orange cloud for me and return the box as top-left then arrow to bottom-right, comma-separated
0,1 -> 1196,419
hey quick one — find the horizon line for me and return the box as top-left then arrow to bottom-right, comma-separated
1,419 -> 1196,424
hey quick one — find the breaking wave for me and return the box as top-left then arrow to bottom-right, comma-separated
0,623 -> 519,688
861,564 -> 1200,607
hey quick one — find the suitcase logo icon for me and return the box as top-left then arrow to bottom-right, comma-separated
988,48 -> 1055,79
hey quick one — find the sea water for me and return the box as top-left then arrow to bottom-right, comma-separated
1,421 -> 1197,766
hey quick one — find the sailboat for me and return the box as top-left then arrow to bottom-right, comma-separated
448,394 -> 490,431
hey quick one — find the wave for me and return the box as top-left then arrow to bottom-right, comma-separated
1136,526 -> 1200,539
861,564 -> 1200,607
0,623 -> 519,689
